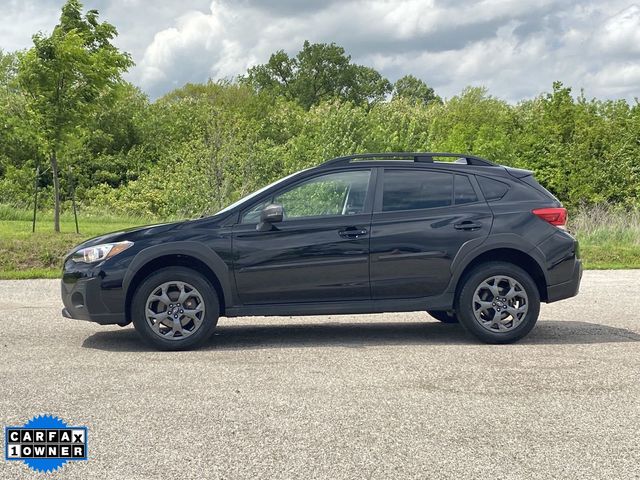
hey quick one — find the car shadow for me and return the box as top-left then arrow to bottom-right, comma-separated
81,319 -> 640,352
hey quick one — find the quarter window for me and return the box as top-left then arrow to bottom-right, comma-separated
477,176 -> 509,201
382,170 -> 453,212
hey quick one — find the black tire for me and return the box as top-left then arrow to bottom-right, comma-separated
455,261 -> 540,344
131,267 -> 219,351
427,310 -> 459,323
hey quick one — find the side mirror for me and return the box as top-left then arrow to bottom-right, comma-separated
261,203 -> 283,223
257,203 -> 283,231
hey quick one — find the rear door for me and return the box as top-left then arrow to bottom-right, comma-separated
370,168 -> 492,299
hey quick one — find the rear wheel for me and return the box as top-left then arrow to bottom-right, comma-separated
427,310 -> 458,323
456,261 -> 540,344
132,267 -> 219,351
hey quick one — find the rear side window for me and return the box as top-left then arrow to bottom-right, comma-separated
382,170 -> 453,211
454,175 -> 478,204
477,176 -> 509,201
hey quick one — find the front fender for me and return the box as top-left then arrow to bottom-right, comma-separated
122,241 -> 234,308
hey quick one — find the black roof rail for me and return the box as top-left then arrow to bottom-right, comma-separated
320,152 -> 495,168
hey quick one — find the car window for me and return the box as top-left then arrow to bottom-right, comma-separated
454,175 -> 478,204
382,170 -> 453,212
241,170 -> 371,223
477,176 -> 509,201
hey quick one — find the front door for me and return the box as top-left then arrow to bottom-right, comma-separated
370,168 -> 491,299
232,169 -> 374,304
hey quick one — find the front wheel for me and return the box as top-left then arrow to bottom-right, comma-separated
455,261 -> 540,344
131,267 -> 219,351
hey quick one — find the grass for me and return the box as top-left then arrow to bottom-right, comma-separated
0,205 -> 638,279
0,209 -> 154,279
569,206 -> 640,269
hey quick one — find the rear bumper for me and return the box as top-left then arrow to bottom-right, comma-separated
546,259 -> 582,303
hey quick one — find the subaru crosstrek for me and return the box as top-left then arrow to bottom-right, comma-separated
62,153 -> 582,350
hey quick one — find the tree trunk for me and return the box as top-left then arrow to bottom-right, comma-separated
50,150 -> 60,233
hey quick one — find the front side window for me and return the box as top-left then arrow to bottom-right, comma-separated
382,170 -> 453,212
241,170 -> 371,223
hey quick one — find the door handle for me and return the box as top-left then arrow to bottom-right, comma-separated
454,221 -> 482,231
338,228 -> 368,238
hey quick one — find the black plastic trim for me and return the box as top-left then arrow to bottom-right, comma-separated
546,260 -> 582,302
225,292 -> 455,317
123,241 -> 234,307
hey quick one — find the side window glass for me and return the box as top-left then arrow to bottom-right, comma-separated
454,175 -> 478,204
477,176 -> 509,201
275,170 -> 370,219
241,170 -> 371,223
382,170 -> 453,211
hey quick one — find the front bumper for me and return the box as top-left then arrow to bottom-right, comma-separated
546,258 -> 582,303
61,306 -> 123,325
61,274 -> 126,325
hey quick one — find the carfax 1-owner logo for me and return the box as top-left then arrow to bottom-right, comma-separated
4,414 -> 88,473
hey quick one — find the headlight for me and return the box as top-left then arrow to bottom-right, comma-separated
71,241 -> 134,263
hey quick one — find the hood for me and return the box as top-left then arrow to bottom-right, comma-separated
72,221 -> 184,251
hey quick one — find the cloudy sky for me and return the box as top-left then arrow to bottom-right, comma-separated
2,0 -> 639,102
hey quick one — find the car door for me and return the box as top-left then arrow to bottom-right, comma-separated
370,168 -> 491,299
232,169 -> 374,305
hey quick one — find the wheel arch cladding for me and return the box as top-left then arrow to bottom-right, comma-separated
454,248 -> 548,302
124,245 -> 229,321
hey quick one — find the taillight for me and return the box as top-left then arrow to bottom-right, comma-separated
532,207 -> 567,229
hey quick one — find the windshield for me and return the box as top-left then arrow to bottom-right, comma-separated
213,169 -> 309,216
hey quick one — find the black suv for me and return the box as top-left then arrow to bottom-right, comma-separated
62,153 -> 582,350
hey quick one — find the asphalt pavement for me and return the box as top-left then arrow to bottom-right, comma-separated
1,270 -> 639,479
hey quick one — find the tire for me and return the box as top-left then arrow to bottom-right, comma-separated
131,267 -> 219,351
455,261 -> 540,344
427,310 -> 458,323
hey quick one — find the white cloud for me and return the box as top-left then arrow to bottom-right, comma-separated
594,4 -> 640,56
2,0 -> 640,102
0,0 -> 60,51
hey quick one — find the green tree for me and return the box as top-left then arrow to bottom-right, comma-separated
392,74 -> 441,106
0,49 -> 18,87
74,82 -> 148,188
17,0 -> 132,231
244,41 -> 392,109
427,87 -> 515,162
513,82 -> 576,202
0,50 -> 42,182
